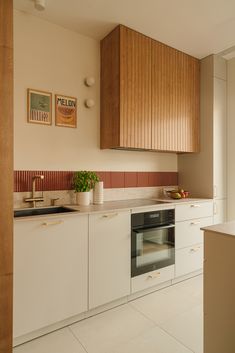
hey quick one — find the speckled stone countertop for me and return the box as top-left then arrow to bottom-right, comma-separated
202,221 -> 235,237
66,198 -> 174,214
66,197 -> 212,213
14,198 -> 213,220
155,198 -> 212,204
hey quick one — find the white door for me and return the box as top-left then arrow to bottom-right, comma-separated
14,214 -> 88,338
89,211 -> 131,309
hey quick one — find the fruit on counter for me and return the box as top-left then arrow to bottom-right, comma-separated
179,189 -> 186,198
170,191 -> 182,199
167,188 -> 190,199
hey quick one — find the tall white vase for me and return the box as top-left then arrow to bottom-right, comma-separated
77,191 -> 90,206
93,181 -> 104,204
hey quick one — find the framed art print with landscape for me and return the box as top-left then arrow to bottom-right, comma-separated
27,88 -> 52,125
55,94 -> 77,128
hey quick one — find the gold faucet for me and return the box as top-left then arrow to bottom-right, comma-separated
24,175 -> 44,208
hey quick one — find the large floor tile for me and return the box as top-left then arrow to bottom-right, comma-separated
109,325 -> 193,353
173,275 -> 203,301
160,304 -> 203,353
13,327 -> 86,353
130,275 -> 202,325
69,304 -> 155,353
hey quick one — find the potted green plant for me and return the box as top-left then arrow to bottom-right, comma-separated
73,171 -> 99,205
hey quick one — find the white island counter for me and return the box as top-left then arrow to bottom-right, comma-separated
202,221 -> 235,353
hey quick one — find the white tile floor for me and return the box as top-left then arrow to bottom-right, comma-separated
14,275 -> 203,353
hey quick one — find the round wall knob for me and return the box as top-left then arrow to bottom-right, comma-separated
34,0 -> 46,11
85,99 -> 95,108
85,77 -> 95,87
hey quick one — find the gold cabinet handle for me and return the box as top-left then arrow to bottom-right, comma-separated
190,246 -> 201,253
147,272 -> 161,279
42,220 -> 64,226
190,221 -> 201,225
102,213 -> 118,219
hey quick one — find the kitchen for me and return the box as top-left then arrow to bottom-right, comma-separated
1,0 -> 235,352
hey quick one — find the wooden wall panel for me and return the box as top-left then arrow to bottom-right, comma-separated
100,26 -> 120,149
0,0 -> 13,48
151,41 -> 199,152
120,26 -> 152,149
0,0 -> 13,352
0,275 -> 13,353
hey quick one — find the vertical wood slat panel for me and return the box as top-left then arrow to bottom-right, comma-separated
100,27 -> 120,149
0,1 -> 13,352
120,26 -> 152,149
151,40 -> 199,152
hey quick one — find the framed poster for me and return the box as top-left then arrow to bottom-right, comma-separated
27,89 -> 52,125
55,94 -> 77,128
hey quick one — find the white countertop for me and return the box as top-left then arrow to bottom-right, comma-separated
202,221 -> 235,237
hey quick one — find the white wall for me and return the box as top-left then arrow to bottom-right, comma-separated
227,58 -> 235,220
14,10 -> 177,172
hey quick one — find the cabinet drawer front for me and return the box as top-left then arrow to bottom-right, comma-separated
175,202 -> 213,221
131,265 -> 174,293
175,244 -> 203,278
176,217 -> 213,249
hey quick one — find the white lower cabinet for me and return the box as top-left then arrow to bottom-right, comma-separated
175,244 -> 203,277
14,215 -> 88,338
175,216 -> 213,249
175,201 -> 213,221
175,202 -> 213,278
89,211 -> 131,309
13,200 -> 215,342
131,265 -> 174,293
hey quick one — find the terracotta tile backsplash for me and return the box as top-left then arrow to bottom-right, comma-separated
14,170 -> 178,192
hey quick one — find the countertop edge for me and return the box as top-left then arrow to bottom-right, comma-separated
14,197 -> 213,221
202,220 -> 235,237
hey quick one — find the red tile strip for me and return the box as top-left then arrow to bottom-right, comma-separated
14,171 -> 178,192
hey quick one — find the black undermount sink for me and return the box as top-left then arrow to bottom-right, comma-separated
14,206 -> 77,218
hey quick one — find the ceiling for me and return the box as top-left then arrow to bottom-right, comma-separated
14,0 -> 235,58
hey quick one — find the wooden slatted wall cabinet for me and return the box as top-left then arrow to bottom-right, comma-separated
119,26 -> 152,149
100,25 -> 152,150
100,26 -> 120,149
100,24 -> 200,153
151,40 -> 199,152
0,1 -> 13,352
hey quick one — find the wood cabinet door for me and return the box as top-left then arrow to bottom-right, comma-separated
151,40 -> 199,152
119,26 -> 152,149
14,215 -> 88,338
89,211 -> 131,309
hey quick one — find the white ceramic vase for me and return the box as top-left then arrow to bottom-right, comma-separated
93,181 -> 104,204
77,191 -> 90,206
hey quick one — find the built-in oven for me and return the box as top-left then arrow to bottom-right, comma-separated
131,208 -> 175,277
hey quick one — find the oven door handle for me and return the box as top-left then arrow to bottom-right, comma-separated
134,224 -> 175,233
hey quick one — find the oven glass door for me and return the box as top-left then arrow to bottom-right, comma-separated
131,224 -> 175,277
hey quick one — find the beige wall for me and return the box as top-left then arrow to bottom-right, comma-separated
227,58 -> 235,220
178,55 -> 227,223
178,56 -> 214,198
14,10 -> 177,172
